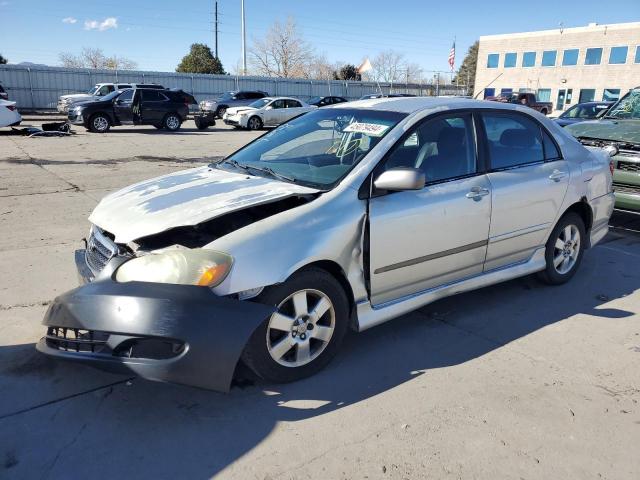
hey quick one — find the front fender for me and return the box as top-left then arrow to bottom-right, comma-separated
208,190 -> 369,303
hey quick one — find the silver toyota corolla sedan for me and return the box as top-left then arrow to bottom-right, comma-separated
38,98 -> 615,392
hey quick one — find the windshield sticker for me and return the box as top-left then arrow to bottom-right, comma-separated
343,122 -> 390,137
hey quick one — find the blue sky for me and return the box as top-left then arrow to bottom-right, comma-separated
1,0 -> 638,75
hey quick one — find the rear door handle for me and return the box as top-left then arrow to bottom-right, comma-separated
549,170 -> 567,182
466,187 -> 490,200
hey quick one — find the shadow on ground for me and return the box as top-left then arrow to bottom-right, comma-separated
0,236 -> 638,478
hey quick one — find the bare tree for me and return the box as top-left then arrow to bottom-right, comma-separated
370,50 -> 405,83
59,47 -> 137,70
404,62 -> 424,84
249,17 -> 315,78
301,54 -> 334,80
105,55 -> 138,70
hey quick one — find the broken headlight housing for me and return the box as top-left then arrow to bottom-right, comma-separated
115,249 -> 233,288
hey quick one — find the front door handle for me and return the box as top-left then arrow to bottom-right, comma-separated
549,170 -> 568,182
466,187 -> 490,201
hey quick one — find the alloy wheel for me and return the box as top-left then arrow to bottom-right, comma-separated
553,224 -> 581,274
166,115 -> 180,130
266,289 -> 335,367
93,116 -> 108,132
248,117 -> 261,130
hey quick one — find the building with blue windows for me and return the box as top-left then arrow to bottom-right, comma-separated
474,22 -> 640,113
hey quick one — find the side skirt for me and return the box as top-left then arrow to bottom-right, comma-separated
356,247 -> 546,332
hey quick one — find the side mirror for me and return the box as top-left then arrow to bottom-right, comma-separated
374,167 -> 425,192
265,105 -> 273,110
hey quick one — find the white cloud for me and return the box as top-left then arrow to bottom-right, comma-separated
62,17 -> 77,24
84,17 -> 118,31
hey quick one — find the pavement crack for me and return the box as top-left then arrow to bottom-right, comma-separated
0,378 -> 134,421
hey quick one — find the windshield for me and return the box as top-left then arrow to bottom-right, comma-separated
219,108 -> 407,189
561,104 -> 608,119
606,89 -> 640,119
307,96 -> 322,104
87,85 -> 100,95
248,98 -> 271,109
218,92 -> 235,101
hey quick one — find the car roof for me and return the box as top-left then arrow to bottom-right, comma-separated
263,97 -> 303,101
327,96 -> 512,113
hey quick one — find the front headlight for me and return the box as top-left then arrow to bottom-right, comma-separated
115,249 -> 233,287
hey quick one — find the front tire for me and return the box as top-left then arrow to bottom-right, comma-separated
88,113 -> 110,133
247,116 -> 263,130
242,268 -> 349,383
216,106 -> 227,118
163,113 -> 181,131
537,212 -> 585,285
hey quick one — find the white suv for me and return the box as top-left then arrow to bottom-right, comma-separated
57,83 -> 164,113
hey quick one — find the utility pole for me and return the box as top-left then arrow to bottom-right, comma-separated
214,1 -> 218,58
241,0 -> 247,75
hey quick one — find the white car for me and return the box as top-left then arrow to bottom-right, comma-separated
223,97 -> 317,130
57,83 -> 164,113
0,99 -> 21,127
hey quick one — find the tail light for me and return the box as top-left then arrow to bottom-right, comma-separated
609,160 -> 615,176
5,105 -> 16,111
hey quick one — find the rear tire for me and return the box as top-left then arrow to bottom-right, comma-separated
247,116 -> 263,130
88,113 -> 110,133
537,212 -> 585,285
242,268 -> 349,383
194,116 -> 209,130
163,113 -> 181,131
540,108 -> 548,115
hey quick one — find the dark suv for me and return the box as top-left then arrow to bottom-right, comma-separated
68,88 -> 196,133
0,83 -> 8,101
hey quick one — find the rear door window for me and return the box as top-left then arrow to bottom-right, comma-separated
142,90 -> 167,102
285,99 -> 302,108
481,113 -> 544,169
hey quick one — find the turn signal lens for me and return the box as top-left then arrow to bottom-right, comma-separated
197,263 -> 231,287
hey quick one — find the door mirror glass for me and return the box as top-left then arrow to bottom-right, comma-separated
265,105 -> 273,110
374,167 -> 425,191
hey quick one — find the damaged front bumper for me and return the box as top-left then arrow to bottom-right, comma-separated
37,254 -> 274,392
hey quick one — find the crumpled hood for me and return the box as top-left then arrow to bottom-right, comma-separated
226,106 -> 257,116
89,166 -> 319,244
566,119 -> 640,144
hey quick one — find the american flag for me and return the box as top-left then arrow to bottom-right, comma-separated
448,40 -> 456,71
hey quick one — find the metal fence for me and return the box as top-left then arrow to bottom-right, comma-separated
0,65 -> 468,111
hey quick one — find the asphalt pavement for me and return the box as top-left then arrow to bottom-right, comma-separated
1,119 -> 639,479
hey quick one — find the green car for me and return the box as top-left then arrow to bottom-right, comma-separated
566,87 -> 640,212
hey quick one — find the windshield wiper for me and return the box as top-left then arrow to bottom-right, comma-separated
247,165 -> 296,183
220,158 -> 250,172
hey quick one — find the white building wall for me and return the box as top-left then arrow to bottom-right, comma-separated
474,22 -> 640,113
